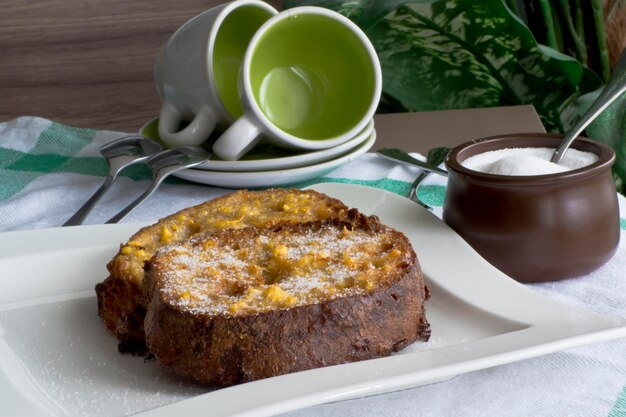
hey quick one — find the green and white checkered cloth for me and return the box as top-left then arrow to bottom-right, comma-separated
1,116 -> 626,416
0,116 -> 453,229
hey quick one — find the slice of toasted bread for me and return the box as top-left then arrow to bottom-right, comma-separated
96,189 -> 354,353
143,214 -> 430,386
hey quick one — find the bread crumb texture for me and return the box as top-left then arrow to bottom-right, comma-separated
111,189 -> 346,286
150,222 -> 411,316
97,189 -> 354,353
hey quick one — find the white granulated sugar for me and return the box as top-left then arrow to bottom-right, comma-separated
461,147 -> 598,176
279,272 -> 327,293
488,154 -> 568,175
158,227 -> 383,314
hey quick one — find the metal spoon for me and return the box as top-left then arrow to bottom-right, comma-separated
552,48 -> 626,163
408,147 -> 449,209
105,147 -> 211,224
376,148 -> 449,176
63,135 -> 162,226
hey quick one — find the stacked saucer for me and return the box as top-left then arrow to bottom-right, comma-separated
139,117 -> 376,188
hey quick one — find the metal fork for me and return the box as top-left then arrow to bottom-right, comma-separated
407,147 -> 449,210
376,148 -> 448,176
63,135 -> 162,226
105,147 -> 211,224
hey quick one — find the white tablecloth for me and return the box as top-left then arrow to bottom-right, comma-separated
1,116 -> 625,417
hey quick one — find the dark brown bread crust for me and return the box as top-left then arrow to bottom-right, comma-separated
95,274 -> 146,353
95,189 -> 353,354
143,217 -> 430,386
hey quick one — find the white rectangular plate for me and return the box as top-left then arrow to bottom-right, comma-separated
1,183 -> 625,417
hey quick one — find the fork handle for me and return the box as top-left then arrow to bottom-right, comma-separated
105,152 -> 209,223
377,151 -> 448,176
62,176 -> 114,226
105,180 -> 162,224
408,172 -> 429,201
104,162 -> 190,224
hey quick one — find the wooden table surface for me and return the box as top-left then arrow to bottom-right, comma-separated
1,0 -> 280,132
2,0 -> 623,135
1,0 -> 546,152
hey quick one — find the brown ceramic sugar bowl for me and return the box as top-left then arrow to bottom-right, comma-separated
443,133 -> 620,283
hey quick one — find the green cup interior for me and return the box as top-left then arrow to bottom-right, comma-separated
249,13 -> 376,140
212,5 -> 275,119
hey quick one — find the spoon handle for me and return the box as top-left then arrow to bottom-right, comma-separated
552,48 -> 626,163
62,176 -> 115,226
105,150 -> 209,223
105,179 -> 163,224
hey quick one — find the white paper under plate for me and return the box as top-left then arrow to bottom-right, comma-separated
0,183 -> 625,417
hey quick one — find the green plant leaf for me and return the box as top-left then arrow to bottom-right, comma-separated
283,0 -> 622,192
283,0 -> 601,132
579,89 -> 626,195
367,1 -> 601,131
283,0 -> 433,30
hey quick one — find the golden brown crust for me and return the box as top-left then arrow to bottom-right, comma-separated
143,216 -> 430,386
96,189 -> 354,353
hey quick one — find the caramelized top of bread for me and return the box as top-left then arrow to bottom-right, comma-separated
144,216 -> 415,316
108,189 -> 351,286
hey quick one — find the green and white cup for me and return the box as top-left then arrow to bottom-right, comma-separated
212,6 -> 382,161
155,0 -> 277,148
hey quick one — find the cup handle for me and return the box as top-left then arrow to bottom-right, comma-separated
212,113 -> 262,161
158,102 -> 217,148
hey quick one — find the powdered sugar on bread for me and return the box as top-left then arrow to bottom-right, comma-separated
151,222 -> 411,315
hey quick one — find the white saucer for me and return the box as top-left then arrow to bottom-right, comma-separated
139,118 -> 374,172
172,129 -> 376,188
